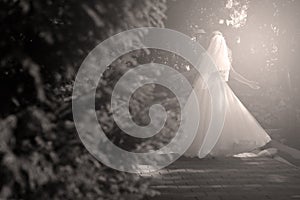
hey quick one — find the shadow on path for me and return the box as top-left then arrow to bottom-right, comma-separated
141,156 -> 300,200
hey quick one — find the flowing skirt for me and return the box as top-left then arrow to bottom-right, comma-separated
184,76 -> 271,158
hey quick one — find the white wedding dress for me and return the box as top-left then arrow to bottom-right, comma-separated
184,33 -> 271,158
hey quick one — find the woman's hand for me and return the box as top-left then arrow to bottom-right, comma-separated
230,67 -> 260,89
248,81 -> 260,90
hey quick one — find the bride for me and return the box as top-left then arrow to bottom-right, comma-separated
184,31 -> 271,158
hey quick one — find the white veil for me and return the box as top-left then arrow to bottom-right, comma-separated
207,32 -> 231,72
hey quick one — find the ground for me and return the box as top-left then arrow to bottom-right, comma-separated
141,156 -> 300,200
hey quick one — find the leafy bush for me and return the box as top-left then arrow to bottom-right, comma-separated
0,0 -> 167,199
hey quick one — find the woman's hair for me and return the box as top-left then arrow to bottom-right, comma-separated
212,31 -> 222,36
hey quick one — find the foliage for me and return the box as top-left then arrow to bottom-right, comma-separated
97,49 -> 193,153
0,0 -> 167,199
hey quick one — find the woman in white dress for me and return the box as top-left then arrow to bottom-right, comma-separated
184,31 -> 271,158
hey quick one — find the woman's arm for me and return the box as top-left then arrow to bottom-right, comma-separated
230,66 -> 260,89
